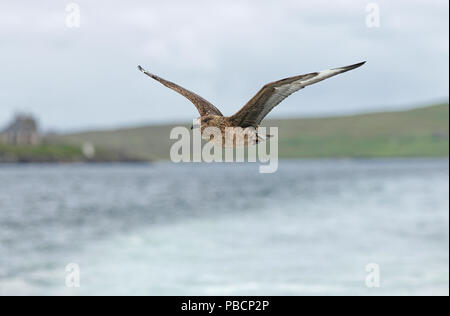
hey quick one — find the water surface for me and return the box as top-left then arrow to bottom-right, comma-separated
0,159 -> 448,295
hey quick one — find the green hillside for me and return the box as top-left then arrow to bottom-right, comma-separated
0,143 -> 143,163
49,103 -> 449,161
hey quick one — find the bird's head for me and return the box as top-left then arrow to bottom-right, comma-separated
200,115 -> 214,126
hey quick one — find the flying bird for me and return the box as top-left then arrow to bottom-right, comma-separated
138,62 -> 365,147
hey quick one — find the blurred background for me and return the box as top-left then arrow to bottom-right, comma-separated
0,0 -> 448,295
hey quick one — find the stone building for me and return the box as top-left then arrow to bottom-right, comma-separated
0,114 -> 40,145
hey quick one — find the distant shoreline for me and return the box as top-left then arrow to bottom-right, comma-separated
2,103 -> 448,162
1,157 -> 448,166
50,103 -> 450,161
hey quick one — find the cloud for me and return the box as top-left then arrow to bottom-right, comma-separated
0,0 -> 448,130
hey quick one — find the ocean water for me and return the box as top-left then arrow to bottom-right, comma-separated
0,159 -> 448,296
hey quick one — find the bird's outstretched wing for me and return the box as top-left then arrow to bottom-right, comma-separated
229,61 -> 366,127
138,65 -> 223,116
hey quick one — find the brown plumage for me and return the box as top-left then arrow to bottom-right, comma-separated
138,62 -> 365,146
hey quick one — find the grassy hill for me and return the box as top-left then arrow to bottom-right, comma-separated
48,103 -> 449,161
0,143 -> 144,163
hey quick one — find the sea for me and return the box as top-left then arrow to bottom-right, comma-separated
0,158 -> 448,295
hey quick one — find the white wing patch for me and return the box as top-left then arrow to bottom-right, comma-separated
298,68 -> 346,87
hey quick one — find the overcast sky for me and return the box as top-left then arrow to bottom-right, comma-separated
0,0 -> 448,131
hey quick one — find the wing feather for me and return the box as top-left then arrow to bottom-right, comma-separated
230,61 -> 365,127
138,65 -> 223,116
